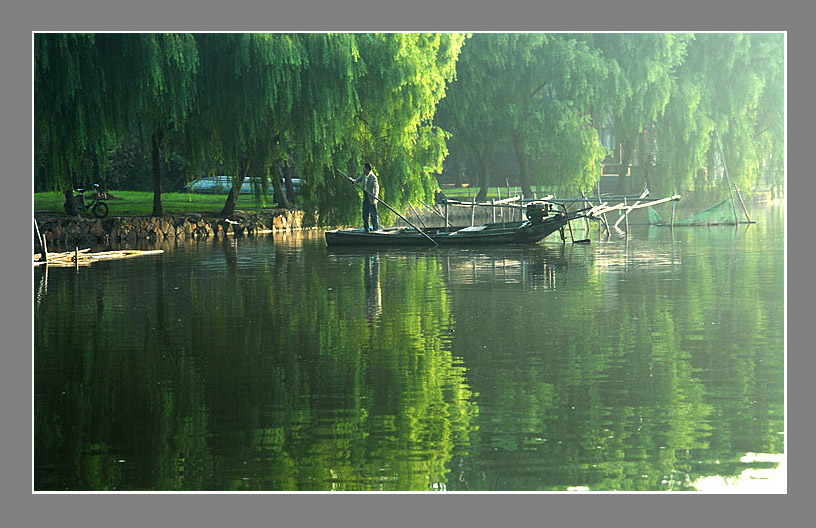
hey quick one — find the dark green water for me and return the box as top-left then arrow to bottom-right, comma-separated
34,204 -> 785,492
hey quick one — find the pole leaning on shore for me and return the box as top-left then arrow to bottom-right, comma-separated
336,169 -> 438,246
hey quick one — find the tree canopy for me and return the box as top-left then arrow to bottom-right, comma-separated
653,33 -> 785,196
34,32 -> 785,223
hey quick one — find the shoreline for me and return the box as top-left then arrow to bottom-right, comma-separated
34,210 -> 308,252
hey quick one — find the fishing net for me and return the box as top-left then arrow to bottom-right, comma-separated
647,207 -> 664,225
674,198 -> 740,225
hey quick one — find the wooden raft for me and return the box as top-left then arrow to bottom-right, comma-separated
34,248 -> 164,267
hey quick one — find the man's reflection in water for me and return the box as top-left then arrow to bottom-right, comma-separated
364,253 -> 382,321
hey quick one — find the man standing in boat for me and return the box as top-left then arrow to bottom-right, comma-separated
349,162 -> 380,232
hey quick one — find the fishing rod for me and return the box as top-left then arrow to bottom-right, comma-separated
336,169 -> 438,246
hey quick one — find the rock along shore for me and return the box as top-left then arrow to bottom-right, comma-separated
35,210 -> 307,250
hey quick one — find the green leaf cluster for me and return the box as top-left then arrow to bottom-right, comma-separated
35,33 -> 466,224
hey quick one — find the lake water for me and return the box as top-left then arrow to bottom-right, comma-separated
34,203 -> 785,492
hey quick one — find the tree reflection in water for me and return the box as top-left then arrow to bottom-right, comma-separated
34,211 -> 784,491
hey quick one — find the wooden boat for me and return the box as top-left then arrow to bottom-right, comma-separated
326,203 -> 583,246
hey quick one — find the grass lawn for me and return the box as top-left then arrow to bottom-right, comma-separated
34,186 -> 533,217
440,186 -> 529,201
34,190 -> 286,217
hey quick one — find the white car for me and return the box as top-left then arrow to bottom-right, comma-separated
184,176 -> 300,196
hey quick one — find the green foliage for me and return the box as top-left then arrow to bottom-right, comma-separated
307,33 -> 466,225
654,33 -> 784,195
35,34 -> 109,188
34,32 -> 784,219
34,33 -> 199,202
437,34 -> 615,198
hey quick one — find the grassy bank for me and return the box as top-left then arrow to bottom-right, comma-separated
34,190 -> 284,217
34,187 -> 529,218
440,186 -> 528,201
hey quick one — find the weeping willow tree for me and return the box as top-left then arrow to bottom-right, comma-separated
434,34 -> 517,202
308,33 -> 466,226
34,34 -> 121,213
104,34 -> 199,217
280,33 -> 362,218
34,33 -> 200,216
582,33 -> 691,194
436,34 -> 614,201
357,33 -> 465,207
521,35 -> 616,197
654,33 -> 784,197
35,34 -> 108,195
189,33 -> 465,224
188,34 -> 306,217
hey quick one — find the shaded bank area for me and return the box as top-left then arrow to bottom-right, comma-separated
34,210 -> 306,251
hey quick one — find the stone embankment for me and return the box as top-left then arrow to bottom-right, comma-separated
35,210 -> 306,250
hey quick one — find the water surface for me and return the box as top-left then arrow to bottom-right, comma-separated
34,205 -> 785,491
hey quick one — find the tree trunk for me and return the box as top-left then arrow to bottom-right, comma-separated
512,135 -> 533,198
219,187 -> 238,218
92,153 -> 102,187
219,158 -> 249,218
151,130 -> 164,217
63,188 -> 78,216
641,128 -> 655,192
475,149 -> 490,202
615,140 -> 633,195
63,150 -> 78,215
284,163 -> 296,203
272,162 -> 292,209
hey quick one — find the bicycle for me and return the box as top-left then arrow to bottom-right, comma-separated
68,183 -> 109,218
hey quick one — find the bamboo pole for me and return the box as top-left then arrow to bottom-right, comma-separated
580,190 -> 591,232
590,195 -> 681,217
34,219 -> 47,263
623,197 -> 629,235
734,185 -> 753,223
715,127 -> 739,224
529,193 -> 650,204
41,232 -> 49,263
566,218 -> 576,243
613,189 -> 649,228
35,249 -> 165,267
471,197 -> 476,227
597,182 -> 610,234
407,203 -> 428,229
671,200 -> 676,229
419,200 -> 452,227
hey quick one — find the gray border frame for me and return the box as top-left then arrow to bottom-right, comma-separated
6,1 -> 807,527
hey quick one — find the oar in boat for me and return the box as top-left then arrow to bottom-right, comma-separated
336,169 -> 438,246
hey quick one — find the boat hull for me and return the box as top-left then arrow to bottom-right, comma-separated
325,216 -> 572,246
